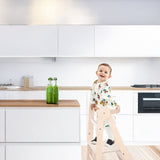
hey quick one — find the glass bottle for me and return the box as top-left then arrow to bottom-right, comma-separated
46,77 -> 54,104
53,77 -> 59,104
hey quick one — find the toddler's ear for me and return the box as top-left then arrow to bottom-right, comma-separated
109,75 -> 112,78
96,71 -> 98,75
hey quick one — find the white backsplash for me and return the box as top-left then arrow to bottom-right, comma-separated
0,57 -> 159,86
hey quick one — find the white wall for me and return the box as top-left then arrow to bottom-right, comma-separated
0,0 -> 160,24
0,57 -> 159,86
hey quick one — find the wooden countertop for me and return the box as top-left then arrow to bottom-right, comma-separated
0,100 -> 80,107
1,86 -> 160,91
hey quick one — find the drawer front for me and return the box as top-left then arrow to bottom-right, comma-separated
0,108 -> 5,142
6,143 -> 81,160
134,115 -> 160,142
6,107 -> 80,142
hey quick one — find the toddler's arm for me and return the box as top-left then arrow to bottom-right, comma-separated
90,104 -> 99,112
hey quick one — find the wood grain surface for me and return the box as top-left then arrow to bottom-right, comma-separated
1,86 -> 160,91
82,145 -> 160,160
0,100 -> 80,107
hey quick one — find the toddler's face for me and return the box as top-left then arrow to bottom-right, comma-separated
96,65 -> 111,83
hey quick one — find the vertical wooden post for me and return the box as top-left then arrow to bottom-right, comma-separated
87,106 -> 94,160
96,110 -> 105,160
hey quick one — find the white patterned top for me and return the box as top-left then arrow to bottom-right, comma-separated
90,80 -> 117,109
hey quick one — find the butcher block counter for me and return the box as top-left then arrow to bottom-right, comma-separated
0,99 -> 80,107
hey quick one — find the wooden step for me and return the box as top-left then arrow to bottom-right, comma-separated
89,142 -> 120,154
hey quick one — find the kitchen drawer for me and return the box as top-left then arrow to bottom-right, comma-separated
0,108 -> 5,142
6,107 -> 80,142
0,144 -> 5,160
134,115 -> 160,142
6,143 -> 81,160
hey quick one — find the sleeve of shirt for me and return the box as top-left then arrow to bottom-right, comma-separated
90,83 -> 96,104
101,85 -> 117,108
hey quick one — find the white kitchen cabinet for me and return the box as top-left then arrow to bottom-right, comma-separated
6,143 -> 81,160
0,26 -> 57,57
134,115 -> 160,142
0,144 -> 5,160
0,108 -> 5,142
116,115 -> 133,142
80,115 -> 88,145
112,91 -> 133,115
59,91 -> 89,114
6,91 -> 45,100
59,26 -> 94,57
95,25 -> 160,57
6,107 -> 80,142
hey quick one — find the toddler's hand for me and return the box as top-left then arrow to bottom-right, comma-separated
94,106 -> 99,112
110,105 -> 120,114
90,104 -> 95,110
116,105 -> 120,113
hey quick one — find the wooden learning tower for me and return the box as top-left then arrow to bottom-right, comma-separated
87,106 -> 131,160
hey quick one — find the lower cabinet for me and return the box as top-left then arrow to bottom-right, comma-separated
134,115 -> 160,142
0,144 -> 5,160
115,115 -> 133,142
80,115 -> 88,145
0,108 -> 5,142
6,107 -> 80,142
6,143 -> 81,160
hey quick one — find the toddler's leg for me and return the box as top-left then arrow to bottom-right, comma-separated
104,125 -> 114,140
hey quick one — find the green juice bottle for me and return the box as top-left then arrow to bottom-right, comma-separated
53,77 -> 59,104
46,77 -> 54,104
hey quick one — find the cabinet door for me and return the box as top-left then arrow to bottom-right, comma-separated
0,144 -> 5,160
6,143 -> 81,160
59,91 -> 88,114
59,26 -> 94,57
0,26 -> 57,57
116,115 -> 133,142
95,25 -> 160,57
112,91 -> 133,115
0,108 -> 5,142
6,107 -> 80,142
134,115 -> 160,142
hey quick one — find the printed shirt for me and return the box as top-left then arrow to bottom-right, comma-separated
90,80 -> 117,109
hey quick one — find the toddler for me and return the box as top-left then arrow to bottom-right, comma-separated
90,63 -> 120,146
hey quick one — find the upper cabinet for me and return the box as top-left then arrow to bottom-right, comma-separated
95,25 -> 160,57
0,25 -> 160,57
0,26 -> 58,57
58,26 -> 94,57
